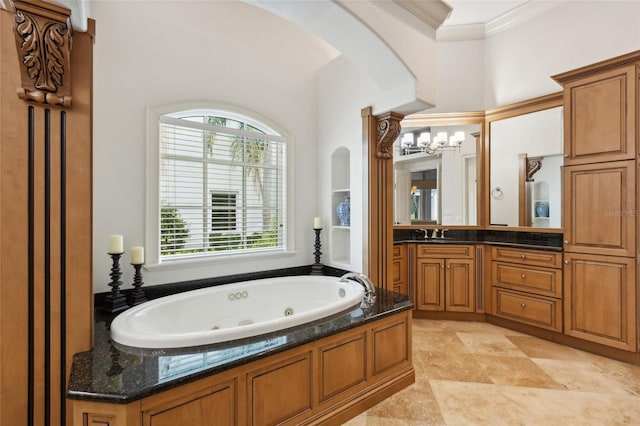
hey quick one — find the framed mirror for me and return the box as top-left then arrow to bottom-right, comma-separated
486,93 -> 563,229
394,112 -> 484,226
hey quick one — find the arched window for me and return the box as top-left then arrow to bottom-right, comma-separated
156,108 -> 287,261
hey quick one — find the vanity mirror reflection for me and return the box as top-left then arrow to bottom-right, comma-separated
486,93 -> 563,229
394,113 -> 484,226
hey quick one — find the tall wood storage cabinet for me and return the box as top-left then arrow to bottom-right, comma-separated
0,3 -> 94,425
553,51 -> 640,352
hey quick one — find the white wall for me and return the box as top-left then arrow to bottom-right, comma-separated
484,1 -> 640,108
92,1 -> 338,292
316,56 -> 381,274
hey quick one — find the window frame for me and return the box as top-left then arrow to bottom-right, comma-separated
146,101 -> 295,268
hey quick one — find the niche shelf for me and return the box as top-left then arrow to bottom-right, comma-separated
532,180 -> 550,227
331,148 -> 351,267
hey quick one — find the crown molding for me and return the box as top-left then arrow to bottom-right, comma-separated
393,0 -> 452,30
437,0 -> 564,42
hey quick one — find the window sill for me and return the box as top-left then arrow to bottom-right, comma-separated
144,250 -> 298,272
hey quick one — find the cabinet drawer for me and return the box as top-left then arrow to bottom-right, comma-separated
492,288 -> 562,332
492,262 -> 562,297
392,245 -> 402,258
491,247 -> 562,268
417,244 -> 474,259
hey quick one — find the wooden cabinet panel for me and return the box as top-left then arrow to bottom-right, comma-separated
563,65 -> 636,164
372,318 -> 409,376
492,262 -> 562,297
319,333 -> 366,402
416,258 -> 445,311
445,259 -> 475,312
491,247 -> 562,268
563,161 -> 636,256
143,380 -> 236,426
416,244 -> 474,258
392,244 -> 408,295
249,353 -> 312,426
564,253 -> 637,351
492,288 -> 562,332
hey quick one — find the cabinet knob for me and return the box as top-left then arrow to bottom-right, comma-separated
564,260 -> 569,264
564,154 -> 569,158
564,240 -> 569,244
520,303 -> 526,308
520,254 -> 526,259
447,265 -> 450,269
521,274 -> 526,279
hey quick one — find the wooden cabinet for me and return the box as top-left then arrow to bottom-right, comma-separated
563,160 -> 636,257
558,64 -> 637,165
563,253 -> 637,352
392,244 -> 408,295
491,247 -> 563,332
415,245 -> 475,312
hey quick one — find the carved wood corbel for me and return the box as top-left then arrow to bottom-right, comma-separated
11,0 -> 72,106
375,111 -> 404,159
526,158 -> 542,182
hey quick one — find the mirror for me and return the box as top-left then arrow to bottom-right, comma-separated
488,94 -> 563,228
394,113 -> 483,226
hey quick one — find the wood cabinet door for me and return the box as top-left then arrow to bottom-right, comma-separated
445,259 -> 475,312
563,160 -> 636,256
563,64 -> 637,165
392,244 -> 408,295
563,253 -> 637,352
416,258 -> 445,311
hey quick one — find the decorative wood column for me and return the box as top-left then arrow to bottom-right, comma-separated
1,2 -> 94,425
363,107 -> 404,290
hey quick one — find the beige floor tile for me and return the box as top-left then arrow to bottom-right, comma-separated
497,385 -> 640,425
532,358 -> 634,395
506,335 -> 583,360
456,332 -> 528,357
473,354 -> 564,389
365,381 -> 445,424
430,380 -> 523,425
412,330 -> 468,354
350,320 -> 640,425
416,350 -> 493,383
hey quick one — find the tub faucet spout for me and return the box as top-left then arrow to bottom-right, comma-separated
339,272 -> 376,308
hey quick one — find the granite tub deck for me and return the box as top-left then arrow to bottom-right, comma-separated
67,287 -> 413,404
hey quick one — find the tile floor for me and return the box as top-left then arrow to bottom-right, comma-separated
344,319 -> 640,425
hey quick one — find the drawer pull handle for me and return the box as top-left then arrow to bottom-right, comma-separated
520,303 -> 526,308
520,274 -> 526,279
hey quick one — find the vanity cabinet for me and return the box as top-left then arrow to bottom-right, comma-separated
415,245 -> 475,312
392,244 -> 408,295
490,247 -> 563,332
563,253 -> 637,352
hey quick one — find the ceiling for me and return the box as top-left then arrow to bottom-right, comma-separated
437,0 -> 562,41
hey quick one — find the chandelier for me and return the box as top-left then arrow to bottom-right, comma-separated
400,130 -> 465,156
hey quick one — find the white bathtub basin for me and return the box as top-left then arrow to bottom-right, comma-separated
110,275 -> 365,349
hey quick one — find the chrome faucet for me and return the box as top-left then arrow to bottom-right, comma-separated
339,272 -> 377,308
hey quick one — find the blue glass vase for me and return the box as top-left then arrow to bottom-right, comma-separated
336,196 -> 350,226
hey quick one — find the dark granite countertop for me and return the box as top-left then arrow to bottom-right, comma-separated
393,229 -> 563,251
67,288 -> 413,404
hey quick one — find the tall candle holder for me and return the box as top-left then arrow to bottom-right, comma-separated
311,227 -> 324,275
127,263 -> 148,307
102,252 -> 128,314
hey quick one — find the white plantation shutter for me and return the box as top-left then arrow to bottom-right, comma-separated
158,113 -> 286,260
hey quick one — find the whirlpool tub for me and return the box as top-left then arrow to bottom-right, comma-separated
110,275 -> 365,349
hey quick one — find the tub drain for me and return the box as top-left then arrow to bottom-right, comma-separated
284,308 -> 294,316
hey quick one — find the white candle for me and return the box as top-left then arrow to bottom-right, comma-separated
108,234 -> 124,254
130,246 -> 145,265
313,216 -> 322,229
